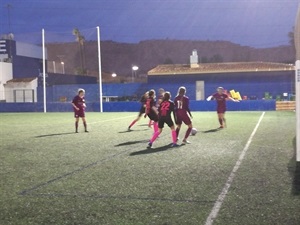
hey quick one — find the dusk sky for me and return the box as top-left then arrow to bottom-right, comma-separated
0,0 -> 299,48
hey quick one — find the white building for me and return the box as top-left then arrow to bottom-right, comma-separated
0,38 -> 44,102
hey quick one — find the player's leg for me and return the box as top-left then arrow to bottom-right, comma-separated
128,114 -> 142,130
176,124 -> 181,137
221,111 -> 227,128
75,117 -> 79,133
82,117 -> 88,132
148,120 -> 163,148
166,118 -> 178,147
182,123 -> 192,144
182,116 -> 192,144
222,113 -> 227,128
148,119 -> 153,128
218,113 -> 224,128
148,114 -> 159,133
175,113 -> 182,139
153,119 -> 159,133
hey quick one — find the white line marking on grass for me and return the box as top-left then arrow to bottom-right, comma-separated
205,111 -> 265,225
83,115 -> 136,125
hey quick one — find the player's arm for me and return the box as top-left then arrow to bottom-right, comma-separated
187,108 -> 192,118
228,96 -> 240,102
206,95 -> 213,101
152,105 -> 159,115
169,102 -> 176,123
144,102 -> 149,118
71,102 -> 79,111
186,98 -> 192,118
172,104 -> 177,124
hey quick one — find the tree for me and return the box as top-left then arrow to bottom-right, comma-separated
72,28 -> 86,75
200,56 -> 209,63
209,54 -> 223,63
164,57 -> 174,64
288,27 -> 295,50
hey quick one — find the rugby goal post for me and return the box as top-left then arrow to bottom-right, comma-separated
295,4 -> 300,161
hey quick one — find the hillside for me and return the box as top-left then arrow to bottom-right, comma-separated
46,40 -> 295,80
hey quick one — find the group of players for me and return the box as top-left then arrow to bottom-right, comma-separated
128,87 -> 194,148
127,86 -> 239,148
71,86 -> 239,148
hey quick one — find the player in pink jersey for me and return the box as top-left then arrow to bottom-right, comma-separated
174,86 -> 193,144
71,89 -> 88,133
147,91 -> 178,148
207,87 -> 239,128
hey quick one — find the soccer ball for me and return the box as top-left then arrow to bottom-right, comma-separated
191,128 -> 197,136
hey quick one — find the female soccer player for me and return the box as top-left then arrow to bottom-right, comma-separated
71,88 -> 88,133
148,88 -> 165,128
145,89 -> 159,134
174,86 -> 193,144
207,87 -> 239,128
147,92 -> 178,148
128,91 -> 149,131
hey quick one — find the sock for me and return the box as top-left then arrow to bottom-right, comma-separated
150,131 -> 160,143
171,130 -> 177,144
176,127 -> 180,138
184,128 -> 192,139
218,118 -> 223,126
153,122 -> 159,133
83,121 -> 87,131
129,119 -> 137,128
75,121 -> 79,131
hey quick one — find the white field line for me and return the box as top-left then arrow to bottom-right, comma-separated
88,115 -> 135,124
1,114 -> 136,127
205,111 -> 265,225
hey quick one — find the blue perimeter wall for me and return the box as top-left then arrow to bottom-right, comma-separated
0,100 -> 275,112
35,70 -> 295,103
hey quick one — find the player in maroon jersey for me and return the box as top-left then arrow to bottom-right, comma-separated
145,89 -> 159,134
147,91 -> 178,148
207,87 -> 239,128
71,89 -> 88,133
174,86 -> 193,144
128,91 -> 149,131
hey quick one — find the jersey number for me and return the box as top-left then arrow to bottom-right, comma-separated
161,102 -> 170,111
177,100 -> 183,109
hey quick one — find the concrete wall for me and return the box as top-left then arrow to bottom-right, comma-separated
0,100 -> 276,112
4,78 -> 38,102
0,62 -> 13,101
148,71 -> 295,100
16,41 -> 44,59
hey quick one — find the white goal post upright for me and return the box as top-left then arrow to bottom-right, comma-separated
296,61 -> 300,161
42,29 -> 47,113
295,4 -> 300,162
97,26 -> 103,113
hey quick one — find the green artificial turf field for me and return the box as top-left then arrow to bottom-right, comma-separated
0,111 -> 299,225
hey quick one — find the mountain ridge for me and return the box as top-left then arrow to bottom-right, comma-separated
46,39 -> 295,80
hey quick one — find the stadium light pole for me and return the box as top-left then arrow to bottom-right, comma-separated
132,65 -> 138,83
295,4 -> 300,162
61,62 -> 65,74
97,26 -> 103,112
42,28 -> 47,113
53,61 -> 56,73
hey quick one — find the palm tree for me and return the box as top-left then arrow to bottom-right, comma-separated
72,28 -> 86,74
